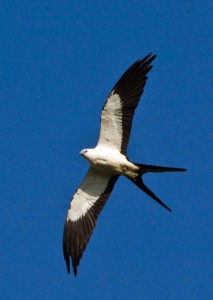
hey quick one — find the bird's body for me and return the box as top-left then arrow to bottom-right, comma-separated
80,147 -> 139,177
63,53 -> 187,276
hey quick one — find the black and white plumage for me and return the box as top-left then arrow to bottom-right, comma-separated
63,54 -> 186,276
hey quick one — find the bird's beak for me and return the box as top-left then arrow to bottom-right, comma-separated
79,150 -> 83,155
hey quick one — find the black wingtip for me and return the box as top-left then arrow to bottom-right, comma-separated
65,258 -> 70,274
64,254 -> 79,276
65,256 -> 78,276
63,231 -> 71,274
140,53 -> 157,66
72,260 -> 78,277
143,52 -> 157,59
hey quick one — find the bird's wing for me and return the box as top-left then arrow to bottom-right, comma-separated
97,53 -> 156,155
63,167 -> 119,276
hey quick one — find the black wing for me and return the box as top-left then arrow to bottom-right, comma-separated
97,53 -> 156,154
63,168 -> 119,276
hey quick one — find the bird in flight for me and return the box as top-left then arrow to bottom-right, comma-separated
63,53 -> 186,276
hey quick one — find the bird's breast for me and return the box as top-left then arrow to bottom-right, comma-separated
85,147 -> 137,176
92,158 -> 123,174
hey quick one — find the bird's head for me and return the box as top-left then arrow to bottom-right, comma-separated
79,149 -> 91,160
80,148 -> 96,165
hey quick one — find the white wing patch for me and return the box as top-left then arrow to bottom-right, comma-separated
98,92 -> 123,151
67,168 -> 113,222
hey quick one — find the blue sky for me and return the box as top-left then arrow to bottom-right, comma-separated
1,1 -> 212,299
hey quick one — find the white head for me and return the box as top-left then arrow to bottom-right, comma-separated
80,148 -> 96,165
80,148 -> 94,162
79,149 -> 89,157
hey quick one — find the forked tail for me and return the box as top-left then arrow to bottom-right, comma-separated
127,163 -> 187,212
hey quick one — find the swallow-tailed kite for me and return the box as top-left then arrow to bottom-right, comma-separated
63,53 -> 186,276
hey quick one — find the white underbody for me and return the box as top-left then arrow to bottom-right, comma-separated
80,145 -> 139,178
